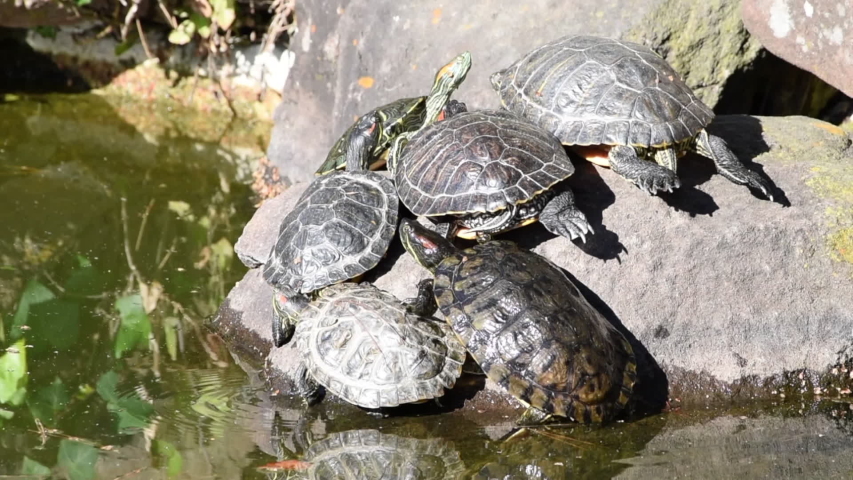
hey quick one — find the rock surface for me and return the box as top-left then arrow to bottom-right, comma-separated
742,0 -> 853,98
216,114 -> 853,413
268,0 -> 763,185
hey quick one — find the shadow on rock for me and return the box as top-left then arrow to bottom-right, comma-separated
560,269 -> 669,418
506,163 -> 627,262
657,157 -> 720,217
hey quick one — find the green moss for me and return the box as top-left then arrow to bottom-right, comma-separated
623,0 -> 761,107
805,160 -> 853,268
829,227 -> 853,265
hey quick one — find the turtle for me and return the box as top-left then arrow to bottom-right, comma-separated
261,113 -> 399,347
399,218 -> 637,424
261,429 -> 466,479
315,51 -> 472,175
491,35 -> 773,199
283,282 -> 465,409
391,108 -> 592,242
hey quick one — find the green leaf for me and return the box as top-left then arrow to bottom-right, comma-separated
0,407 -> 13,419
164,317 -> 179,361
114,295 -> 150,359
96,371 -> 154,434
28,299 -> 80,350
190,12 -> 212,39
167,201 -> 192,218
64,258 -> 105,296
168,19 -> 196,46
211,238 -> 234,271
210,0 -> 236,29
34,26 -> 57,39
21,456 -> 51,476
11,279 -> 55,340
0,339 -> 27,406
76,0 -> 92,6
114,38 -> 135,56
28,377 -> 70,426
57,440 -> 97,480
155,440 -> 183,478
76,255 -> 92,268
96,371 -> 119,404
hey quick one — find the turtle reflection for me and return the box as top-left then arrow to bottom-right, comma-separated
264,428 -> 465,480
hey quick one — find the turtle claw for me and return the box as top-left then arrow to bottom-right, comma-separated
552,211 -> 592,243
635,172 -> 679,196
743,171 -> 774,202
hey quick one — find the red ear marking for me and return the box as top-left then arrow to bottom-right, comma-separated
421,238 -> 437,250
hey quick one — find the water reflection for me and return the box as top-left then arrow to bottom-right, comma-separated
263,428 -> 465,479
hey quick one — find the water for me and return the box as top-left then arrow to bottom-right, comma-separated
1,93 -> 853,479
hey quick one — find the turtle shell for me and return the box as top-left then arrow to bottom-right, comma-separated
302,429 -> 465,480
395,109 -> 575,216
294,283 -> 465,409
492,35 -> 714,148
432,241 -> 636,423
261,170 -> 398,295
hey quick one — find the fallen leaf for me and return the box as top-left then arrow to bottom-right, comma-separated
358,77 -> 375,89
432,8 -> 442,24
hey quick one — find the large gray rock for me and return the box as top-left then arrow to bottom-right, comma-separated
269,0 -> 765,185
217,114 -> 853,412
742,0 -> 853,98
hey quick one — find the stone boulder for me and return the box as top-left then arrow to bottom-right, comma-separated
214,114 -> 853,415
742,0 -> 853,99
268,0 -> 763,185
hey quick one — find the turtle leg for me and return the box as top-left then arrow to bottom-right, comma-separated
272,294 -> 295,348
539,189 -> 592,242
405,279 -> 438,316
608,145 -> 681,194
431,221 -> 457,240
462,206 -> 516,243
653,146 -> 678,172
517,406 -> 552,426
295,361 -> 323,406
695,130 -> 774,201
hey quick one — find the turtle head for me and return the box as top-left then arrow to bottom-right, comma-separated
489,69 -> 505,91
272,292 -> 310,347
344,111 -> 381,172
399,218 -> 457,273
424,51 -> 472,125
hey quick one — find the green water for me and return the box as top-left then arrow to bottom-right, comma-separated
2,93 -> 853,479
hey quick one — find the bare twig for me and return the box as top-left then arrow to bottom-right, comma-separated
120,198 -> 142,286
121,0 -> 141,41
135,18 -> 153,59
41,271 -> 66,294
156,237 -> 178,271
135,199 -> 155,251
156,0 -> 177,28
261,0 -> 295,54
149,332 -> 161,379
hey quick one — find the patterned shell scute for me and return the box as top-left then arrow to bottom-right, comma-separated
493,35 -> 715,148
261,171 -> 398,295
294,283 -> 465,409
395,109 -> 575,216
432,242 -> 636,422
304,429 -> 465,480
